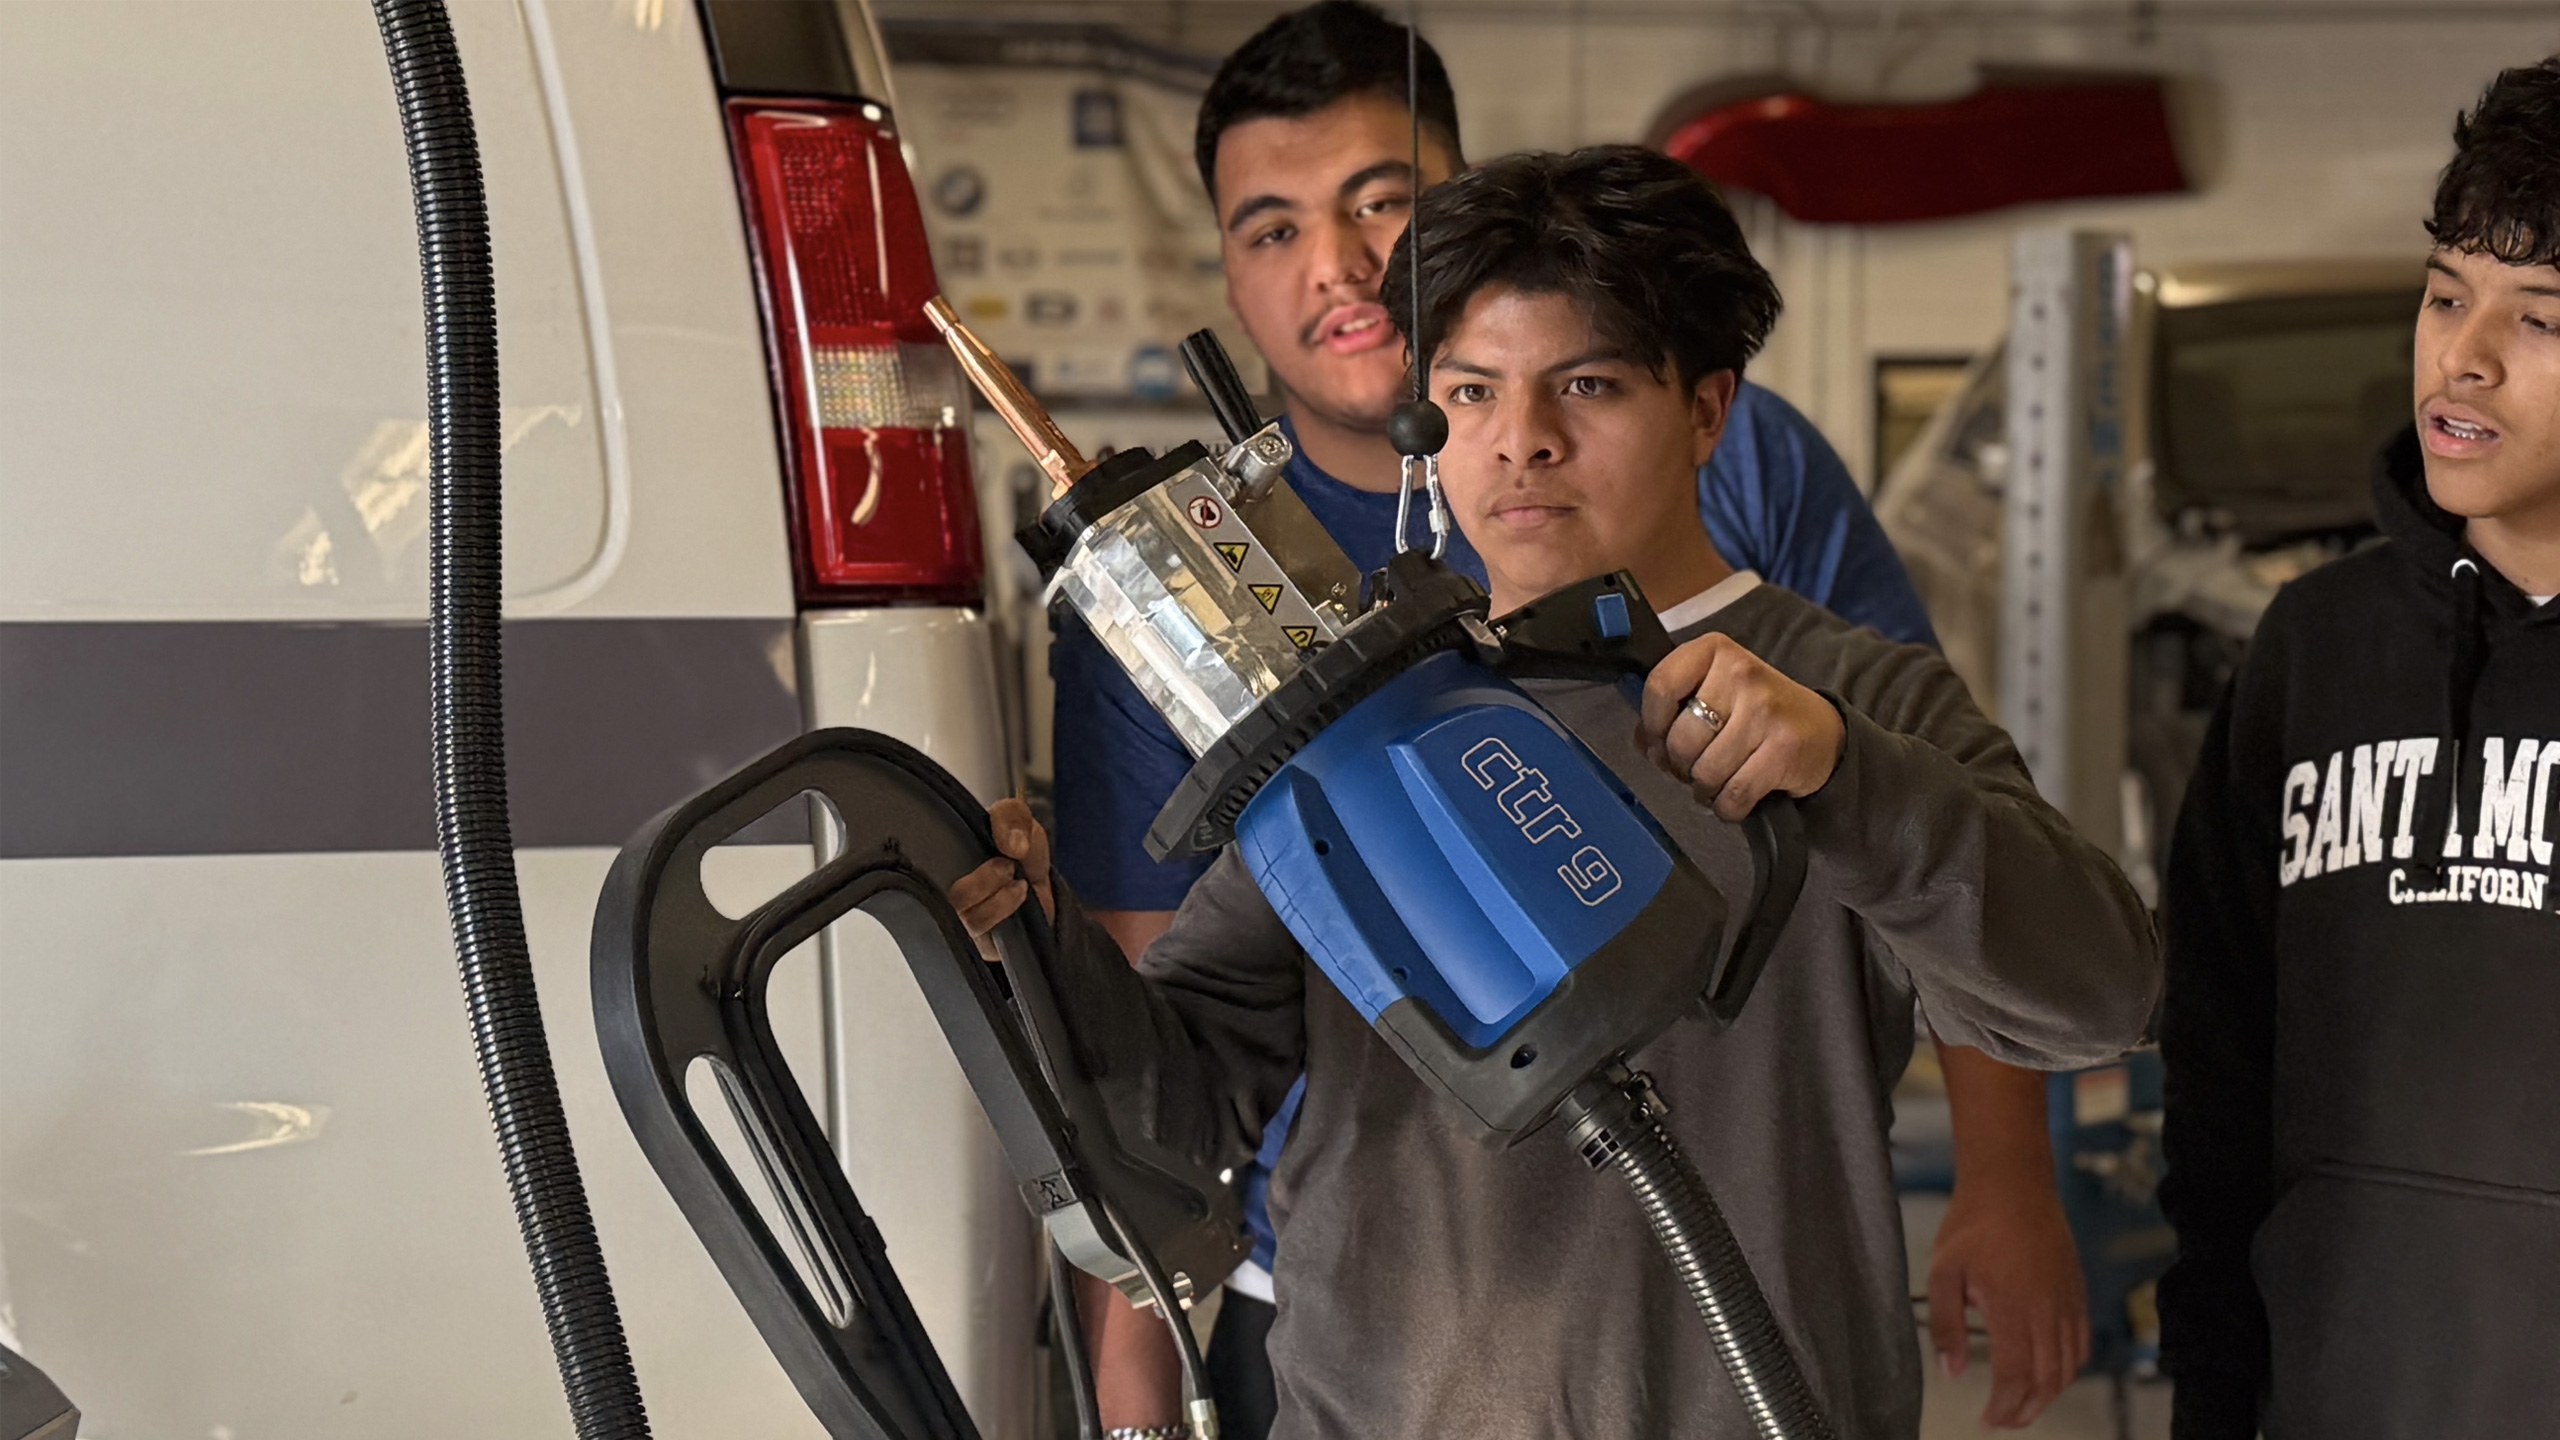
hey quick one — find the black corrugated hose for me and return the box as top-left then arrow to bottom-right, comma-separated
1559,1071 -> 1837,1440
373,3 -> 654,1436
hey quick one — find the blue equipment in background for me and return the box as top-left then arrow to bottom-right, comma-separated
2054,1053 -> 2173,1381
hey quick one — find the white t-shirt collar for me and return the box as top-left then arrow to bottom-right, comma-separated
1654,570 -> 1763,632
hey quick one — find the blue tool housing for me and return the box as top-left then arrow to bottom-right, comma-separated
1238,652 -> 1672,1045
1235,648 -> 1751,1139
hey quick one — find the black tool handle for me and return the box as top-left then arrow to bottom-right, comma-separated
1482,571 -> 1674,681
591,729 -> 1244,1439
1480,573 -> 1808,1025
1707,798 -> 1808,1026
1179,328 -> 1262,445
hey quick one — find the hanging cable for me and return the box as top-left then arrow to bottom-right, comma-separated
1048,1241 -> 1106,1440
1559,1072 -> 1836,1440
1408,7 -> 1423,413
371,1 -> 652,1437
1389,1 -> 1451,559
1101,1196 -> 1219,1440
1004,906 -> 1214,1440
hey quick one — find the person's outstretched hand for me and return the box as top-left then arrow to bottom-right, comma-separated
949,797 -> 1055,958
1636,632 -> 1845,821
1926,1177 -> 2091,1429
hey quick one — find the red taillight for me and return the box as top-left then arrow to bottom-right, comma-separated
728,99 -> 984,607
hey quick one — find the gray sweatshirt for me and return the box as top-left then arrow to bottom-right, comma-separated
1041,582 -> 2160,1439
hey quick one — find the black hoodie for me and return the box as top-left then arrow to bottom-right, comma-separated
2158,427 -> 2560,1439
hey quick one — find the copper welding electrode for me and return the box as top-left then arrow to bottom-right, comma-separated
924,297 -> 1091,498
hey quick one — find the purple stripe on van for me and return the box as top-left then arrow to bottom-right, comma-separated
0,619 -> 803,857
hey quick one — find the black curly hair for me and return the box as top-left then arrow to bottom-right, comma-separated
1383,145 -> 1781,390
2428,58 -> 2560,267
1194,1 -> 1462,203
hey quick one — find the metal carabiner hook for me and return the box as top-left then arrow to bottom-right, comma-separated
1393,453 -> 1452,560
1395,453 -> 1422,556
1389,400 -> 1450,559
1422,456 -> 1451,560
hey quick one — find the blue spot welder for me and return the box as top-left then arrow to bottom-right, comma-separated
586,321 -> 1839,1440
372,4 -> 1837,1432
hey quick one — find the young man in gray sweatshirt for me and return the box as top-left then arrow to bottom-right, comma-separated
954,146 -> 2158,1439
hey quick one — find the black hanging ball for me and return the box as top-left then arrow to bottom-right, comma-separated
1388,399 -> 1448,458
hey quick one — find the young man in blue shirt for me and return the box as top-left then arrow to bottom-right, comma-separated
1050,5 -> 2087,1431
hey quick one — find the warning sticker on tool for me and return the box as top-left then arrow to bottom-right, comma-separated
1251,584 -> 1282,613
1215,542 -> 1249,573
1187,496 -> 1224,529
1284,626 -> 1316,650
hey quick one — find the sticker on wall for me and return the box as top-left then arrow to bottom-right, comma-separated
933,166 -> 988,217
1072,88 -> 1125,148
1129,344 -> 1178,400
1044,349 -> 1122,392
890,20 -> 1256,399
1025,292 -> 1079,326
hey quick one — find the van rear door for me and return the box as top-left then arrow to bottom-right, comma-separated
0,2 -> 928,1435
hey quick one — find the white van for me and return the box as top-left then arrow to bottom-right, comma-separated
0,2 -> 1038,1435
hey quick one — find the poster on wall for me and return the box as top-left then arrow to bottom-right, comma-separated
884,21 -> 1268,403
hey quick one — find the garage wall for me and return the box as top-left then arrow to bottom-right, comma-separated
884,1 -> 2560,483
1431,6 -> 2560,485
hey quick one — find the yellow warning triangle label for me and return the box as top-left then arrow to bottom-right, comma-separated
1216,542 -> 1250,573
1284,626 -> 1316,650
1251,584 -> 1283,613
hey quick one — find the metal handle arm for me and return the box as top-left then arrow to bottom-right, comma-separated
591,729 -> 1244,1439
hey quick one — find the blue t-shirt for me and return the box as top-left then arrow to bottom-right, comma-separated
1047,381 -> 1936,1272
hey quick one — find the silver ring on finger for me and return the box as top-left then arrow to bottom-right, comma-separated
1681,695 -> 1725,732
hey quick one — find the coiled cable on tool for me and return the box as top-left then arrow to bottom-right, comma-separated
373,2 -> 653,1435
1560,1072 -> 1835,1440
1048,1241 -> 1106,1440
1098,1195 -> 1220,1440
